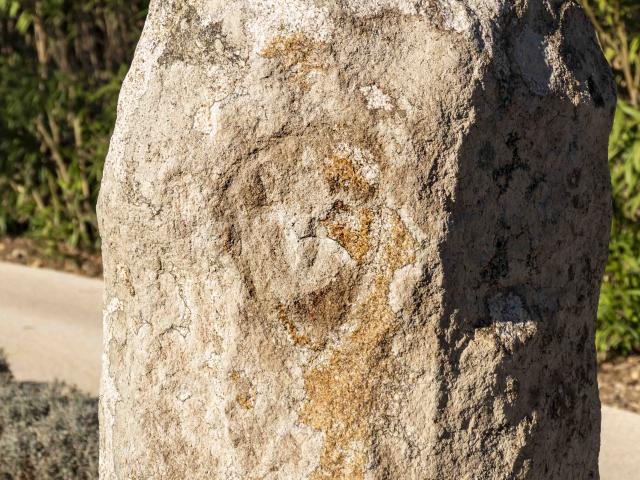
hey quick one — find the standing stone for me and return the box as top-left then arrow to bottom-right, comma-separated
98,1 -> 615,478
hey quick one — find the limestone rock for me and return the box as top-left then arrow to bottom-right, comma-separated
98,1 -> 615,478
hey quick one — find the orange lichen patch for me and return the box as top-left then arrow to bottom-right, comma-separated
279,304 -> 312,347
300,213 -> 417,479
323,154 -> 373,198
384,214 -> 417,271
229,370 -> 256,410
261,33 -> 326,87
323,208 -> 373,264
236,392 -> 255,410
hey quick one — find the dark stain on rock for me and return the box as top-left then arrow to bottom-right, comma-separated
493,132 -> 530,194
566,167 -> 582,189
283,273 -> 356,349
159,6 -> 241,66
526,172 -> 546,196
478,141 -> 496,170
481,236 -> 509,283
587,77 -> 605,108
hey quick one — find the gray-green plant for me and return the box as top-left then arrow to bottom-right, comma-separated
0,350 -> 98,480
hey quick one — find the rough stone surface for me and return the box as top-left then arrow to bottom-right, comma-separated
98,1 -> 615,478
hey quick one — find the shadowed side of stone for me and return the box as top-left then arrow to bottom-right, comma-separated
430,3 -> 614,477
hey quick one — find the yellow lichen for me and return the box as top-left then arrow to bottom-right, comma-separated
323,154 -> 373,198
236,392 -> 255,410
279,304 -> 312,347
261,33 -> 326,87
300,213 -> 416,479
323,208 -> 373,264
229,370 -> 255,410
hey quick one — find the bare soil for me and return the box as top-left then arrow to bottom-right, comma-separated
599,356 -> 640,414
0,236 -> 102,277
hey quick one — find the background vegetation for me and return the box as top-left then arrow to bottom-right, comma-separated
0,0 -> 147,253
583,0 -> 640,356
0,0 -> 639,356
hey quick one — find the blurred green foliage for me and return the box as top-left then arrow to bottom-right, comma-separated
0,0 -> 147,253
583,0 -> 640,356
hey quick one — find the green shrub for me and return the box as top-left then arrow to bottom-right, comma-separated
583,0 -> 640,356
596,103 -> 640,355
0,0 -> 148,253
0,350 -> 98,480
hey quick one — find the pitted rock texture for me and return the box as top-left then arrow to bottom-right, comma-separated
98,1 -> 615,478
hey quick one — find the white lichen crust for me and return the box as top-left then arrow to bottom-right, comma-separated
98,1 -> 615,478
